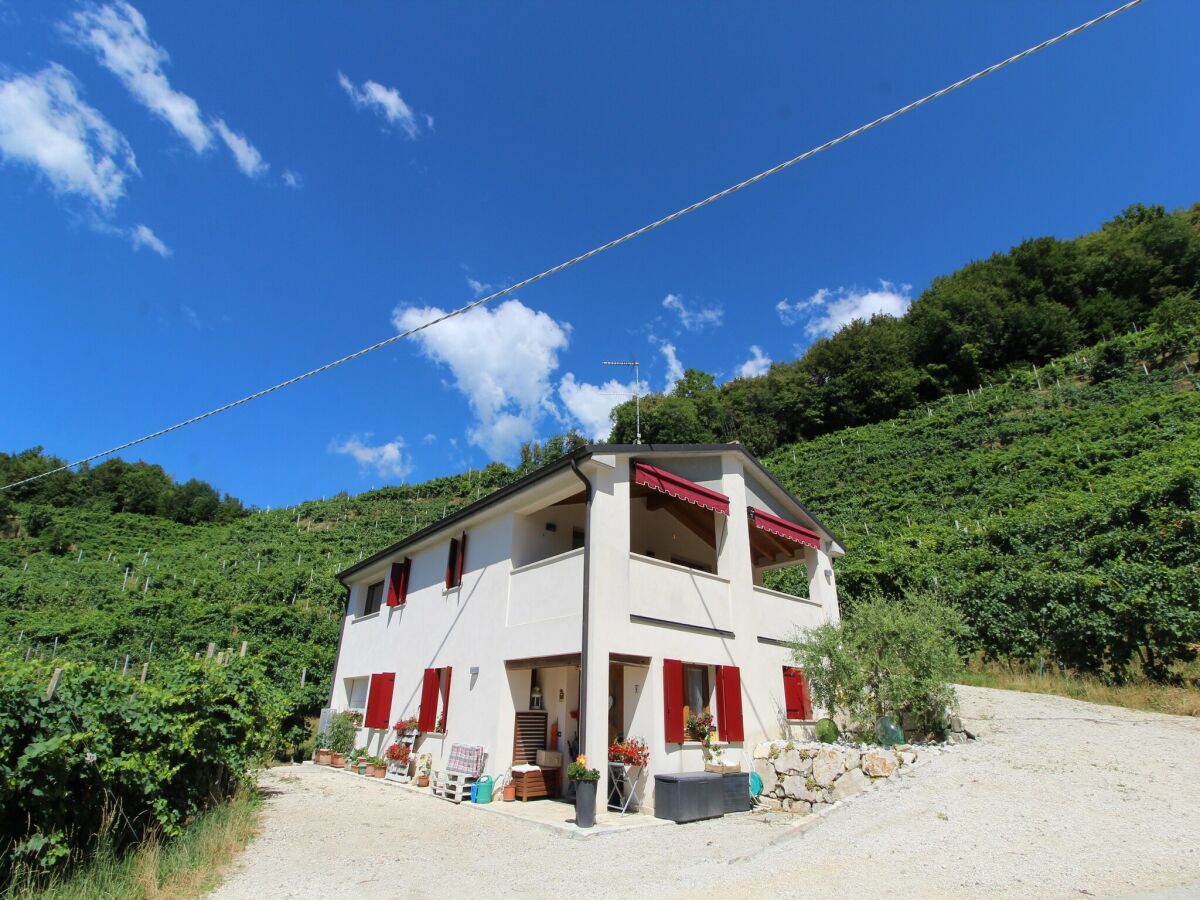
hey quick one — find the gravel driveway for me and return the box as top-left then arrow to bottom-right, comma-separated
211,686 -> 1200,899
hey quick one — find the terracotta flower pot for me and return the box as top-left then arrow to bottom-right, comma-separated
417,774 -> 430,787
503,784 -> 516,802
315,749 -> 332,766
329,752 -> 345,768
368,764 -> 386,778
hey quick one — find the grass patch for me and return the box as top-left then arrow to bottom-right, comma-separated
962,661 -> 1200,717
10,789 -> 261,900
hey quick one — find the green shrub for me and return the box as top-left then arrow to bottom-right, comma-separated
791,593 -> 965,734
326,712 -> 357,755
814,718 -> 839,743
0,652 -> 281,883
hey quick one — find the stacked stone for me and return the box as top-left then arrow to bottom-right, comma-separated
751,741 -> 920,812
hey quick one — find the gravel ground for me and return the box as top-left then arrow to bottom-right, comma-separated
211,686 -> 1200,899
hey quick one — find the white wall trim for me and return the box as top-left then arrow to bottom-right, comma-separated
752,584 -> 821,608
628,551 -> 731,584
509,546 -> 584,576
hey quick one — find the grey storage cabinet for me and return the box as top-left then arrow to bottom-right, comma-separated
721,772 -> 751,813
654,772 -> 724,823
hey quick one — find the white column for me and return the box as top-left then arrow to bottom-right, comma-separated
807,544 -> 840,623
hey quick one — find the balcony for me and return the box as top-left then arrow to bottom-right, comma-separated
506,548 -> 584,628
628,552 -> 732,634
751,585 -> 824,638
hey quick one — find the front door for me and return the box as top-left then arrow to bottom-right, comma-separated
608,663 -> 624,744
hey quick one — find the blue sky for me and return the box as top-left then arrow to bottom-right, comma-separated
0,1 -> 1193,508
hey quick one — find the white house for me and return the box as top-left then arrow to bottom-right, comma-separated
326,443 -> 844,810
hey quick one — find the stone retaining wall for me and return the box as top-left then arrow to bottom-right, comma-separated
751,741 -> 920,812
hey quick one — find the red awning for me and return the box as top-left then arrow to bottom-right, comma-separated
633,462 -> 730,516
749,507 -> 820,549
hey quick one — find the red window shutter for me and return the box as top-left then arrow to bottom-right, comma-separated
440,666 -> 453,731
445,538 -> 459,589
663,658 -> 684,743
456,533 -> 467,585
386,562 -> 403,607
715,665 -> 745,742
783,667 -> 813,720
418,668 -> 440,731
386,557 -> 411,607
365,672 -> 395,729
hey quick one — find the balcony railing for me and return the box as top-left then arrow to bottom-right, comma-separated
628,552 -> 732,633
506,547 -> 584,627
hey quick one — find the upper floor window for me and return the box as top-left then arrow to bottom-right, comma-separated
445,532 -> 468,589
362,580 -> 384,616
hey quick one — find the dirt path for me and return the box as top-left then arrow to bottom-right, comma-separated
211,686 -> 1200,899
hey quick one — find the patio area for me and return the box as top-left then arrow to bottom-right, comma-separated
315,761 -> 666,838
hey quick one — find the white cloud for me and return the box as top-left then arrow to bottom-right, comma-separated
130,222 -> 169,256
735,345 -> 772,378
68,3 -> 268,179
662,293 -> 723,332
68,2 -> 211,152
338,71 -> 423,138
660,341 -> 684,391
281,168 -> 301,189
330,433 -> 414,480
422,433 -> 437,445
466,276 -> 494,298
777,280 -> 913,336
557,374 -> 635,441
212,118 -> 267,178
0,63 -> 137,208
392,299 -> 570,459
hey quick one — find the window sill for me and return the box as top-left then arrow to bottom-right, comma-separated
442,585 -> 461,596
424,732 -> 446,739
354,611 -> 381,623
681,740 -> 728,748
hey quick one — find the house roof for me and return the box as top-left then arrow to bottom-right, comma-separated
335,443 -> 843,583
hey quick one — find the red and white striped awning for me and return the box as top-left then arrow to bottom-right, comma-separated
633,462 -> 730,516
748,507 -> 820,549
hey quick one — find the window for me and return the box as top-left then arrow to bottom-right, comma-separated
682,664 -> 710,725
664,659 -> 743,743
571,528 -> 585,551
445,533 -> 467,589
418,666 -> 453,733
386,558 -> 411,607
362,580 -> 384,616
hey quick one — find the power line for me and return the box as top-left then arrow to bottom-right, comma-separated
2,0 -> 1146,493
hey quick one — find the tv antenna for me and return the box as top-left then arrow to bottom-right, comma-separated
602,359 -> 641,444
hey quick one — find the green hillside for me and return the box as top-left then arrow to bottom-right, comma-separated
765,325 -> 1199,681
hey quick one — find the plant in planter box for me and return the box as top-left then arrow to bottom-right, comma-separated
366,756 -> 387,778
392,715 -> 420,735
347,710 -> 364,727
567,755 -> 600,829
351,747 -> 370,773
608,737 -> 649,768
686,712 -> 716,744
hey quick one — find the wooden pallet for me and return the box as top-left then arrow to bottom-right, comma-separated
430,769 -> 476,803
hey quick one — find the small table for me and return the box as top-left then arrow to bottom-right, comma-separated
512,767 -> 560,801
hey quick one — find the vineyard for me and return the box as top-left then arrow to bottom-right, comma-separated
765,324 -> 1200,680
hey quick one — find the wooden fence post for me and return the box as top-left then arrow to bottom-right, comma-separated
46,667 -> 63,699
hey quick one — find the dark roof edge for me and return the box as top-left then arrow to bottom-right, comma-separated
336,442 -> 843,583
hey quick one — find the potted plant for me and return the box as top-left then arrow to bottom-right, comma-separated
385,743 -> 412,781
392,715 -> 420,736
366,756 -> 387,778
686,712 -> 716,743
347,710 -> 364,727
351,747 -> 369,774
608,737 -> 649,809
314,730 -> 332,766
417,753 -> 433,787
567,754 -> 600,828
327,711 -> 357,768
501,771 -> 516,802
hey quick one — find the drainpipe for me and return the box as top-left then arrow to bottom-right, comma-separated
569,458 -> 593,754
